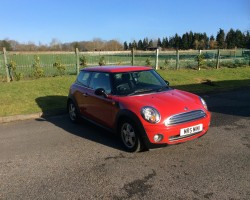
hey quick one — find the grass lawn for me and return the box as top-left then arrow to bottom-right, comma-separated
0,67 -> 250,117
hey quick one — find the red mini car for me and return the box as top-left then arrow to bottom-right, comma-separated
68,66 -> 211,152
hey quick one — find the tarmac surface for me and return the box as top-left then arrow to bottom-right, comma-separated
0,88 -> 249,199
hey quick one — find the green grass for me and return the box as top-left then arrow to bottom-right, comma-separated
0,67 -> 250,117
0,76 -> 76,117
159,67 -> 250,93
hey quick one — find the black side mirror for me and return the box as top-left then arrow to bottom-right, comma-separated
165,80 -> 170,86
95,88 -> 108,98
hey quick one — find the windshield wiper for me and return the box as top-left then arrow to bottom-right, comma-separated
156,86 -> 169,92
127,88 -> 155,96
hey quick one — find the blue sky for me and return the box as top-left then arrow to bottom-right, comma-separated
1,0 -> 249,44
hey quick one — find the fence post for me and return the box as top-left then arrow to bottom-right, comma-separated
155,48 -> 159,70
75,48 -> 80,75
3,48 -> 10,82
131,48 -> 135,66
216,49 -> 220,69
176,49 -> 179,70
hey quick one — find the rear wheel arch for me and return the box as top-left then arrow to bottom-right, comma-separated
67,96 -> 81,123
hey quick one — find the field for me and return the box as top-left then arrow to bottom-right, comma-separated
0,67 -> 250,117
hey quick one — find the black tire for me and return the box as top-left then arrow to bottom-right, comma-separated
67,100 -> 79,123
119,119 -> 144,152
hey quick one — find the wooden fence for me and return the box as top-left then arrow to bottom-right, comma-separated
1,48 -> 249,82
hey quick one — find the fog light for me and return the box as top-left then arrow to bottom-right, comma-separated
154,134 -> 163,142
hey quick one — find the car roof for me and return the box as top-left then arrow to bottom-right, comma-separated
81,66 -> 152,73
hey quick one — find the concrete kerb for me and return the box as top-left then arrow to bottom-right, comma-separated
0,113 -> 43,123
0,109 -> 67,124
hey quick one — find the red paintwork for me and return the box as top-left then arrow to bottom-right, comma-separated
83,65 -> 152,73
70,66 -> 211,145
114,89 -> 211,144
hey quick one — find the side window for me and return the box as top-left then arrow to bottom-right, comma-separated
77,71 -> 91,86
89,72 -> 111,94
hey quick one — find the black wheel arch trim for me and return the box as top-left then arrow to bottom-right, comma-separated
115,109 -> 151,148
67,94 -> 81,114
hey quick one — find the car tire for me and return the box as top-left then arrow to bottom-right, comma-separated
119,119 -> 144,152
68,100 -> 79,123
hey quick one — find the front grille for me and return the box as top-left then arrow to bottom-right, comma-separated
165,110 -> 206,126
169,132 -> 202,141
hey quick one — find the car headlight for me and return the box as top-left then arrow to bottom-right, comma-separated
141,106 -> 161,123
200,97 -> 208,110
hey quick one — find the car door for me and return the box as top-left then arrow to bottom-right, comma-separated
84,72 -> 118,128
72,71 -> 91,115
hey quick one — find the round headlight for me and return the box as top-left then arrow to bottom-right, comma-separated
200,97 -> 208,110
141,106 -> 161,123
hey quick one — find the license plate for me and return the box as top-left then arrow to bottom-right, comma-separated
180,124 -> 203,136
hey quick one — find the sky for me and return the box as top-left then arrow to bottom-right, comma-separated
0,0 -> 249,45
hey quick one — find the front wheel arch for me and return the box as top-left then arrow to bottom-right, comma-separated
118,118 -> 145,152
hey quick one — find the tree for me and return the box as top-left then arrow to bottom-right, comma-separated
225,29 -> 236,49
181,33 -> 189,50
104,40 -> 123,51
142,38 -> 149,50
137,40 -> 143,50
131,40 -> 137,49
245,31 -> 250,49
162,37 -> 169,49
148,39 -> 153,48
168,37 -> 175,49
193,40 -> 199,50
235,29 -> 244,48
128,42 -> 132,50
209,35 -> 217,49
173,34 -> 181,49
202,33 -> 209,49
216,28 -> 226,48
50,38 -> 62,50
188,31 -> 194,49
0,40 -> 12,50
123,41 -> 128,50
157,38 -> 162,47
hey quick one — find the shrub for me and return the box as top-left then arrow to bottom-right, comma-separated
80,55 -> 87,68
145,58 -> 152,66
8,60 -> 23,81
195,54 -> 205,70
160,59 -> 169,70
99,56 -> 106,66
206,60 -> 216,68
53,57 -> 65,76
32,56 -> 44,78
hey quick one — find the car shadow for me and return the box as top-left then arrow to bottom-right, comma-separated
174,79 -> 250,118
36,96 -> 124,151
35,82 -> 250,151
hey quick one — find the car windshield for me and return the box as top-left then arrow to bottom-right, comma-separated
112,70 -> 170,96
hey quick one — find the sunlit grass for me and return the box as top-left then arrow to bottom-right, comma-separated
0,67 -> 250,117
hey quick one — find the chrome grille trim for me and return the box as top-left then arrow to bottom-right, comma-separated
169,131 -> 202,141
165,110 -> 206,126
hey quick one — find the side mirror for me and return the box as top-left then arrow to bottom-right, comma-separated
95,88 -> 108,98
165,80 -> 170,86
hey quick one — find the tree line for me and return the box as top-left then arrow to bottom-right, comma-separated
1,28 -> 249,51
124,29 -> 250,50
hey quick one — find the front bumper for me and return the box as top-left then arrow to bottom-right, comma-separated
143,113 -> 211,145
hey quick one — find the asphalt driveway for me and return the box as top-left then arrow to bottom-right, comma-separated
0,88 -> 249,200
